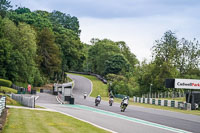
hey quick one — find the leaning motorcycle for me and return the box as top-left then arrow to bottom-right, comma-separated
84,93 -> 87,99
121,103 -> 127,112
95,97 -> 101,106
120,99 -> 128,112
109,98 -> 114,106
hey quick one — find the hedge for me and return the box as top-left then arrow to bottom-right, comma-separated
0,79 -> 12,87
0,86 -> 17,93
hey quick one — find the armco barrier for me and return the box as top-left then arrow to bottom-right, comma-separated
133,96 -> 191,110
11,94 -> 35,108
0,96 -> 6,116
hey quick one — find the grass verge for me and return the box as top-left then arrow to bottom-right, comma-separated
3,108 -> 110,133
0,94 -> 22,106
6,96 -> 22,106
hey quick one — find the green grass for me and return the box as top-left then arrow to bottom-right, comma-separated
0,94 -> 22,106
6,96 -> 22,106
0,86 -> 17,93
68,73 -> 108,97
3,108 -> 110,133
67,77 -> 72,82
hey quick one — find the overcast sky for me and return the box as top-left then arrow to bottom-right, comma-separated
11,0 -> 200,62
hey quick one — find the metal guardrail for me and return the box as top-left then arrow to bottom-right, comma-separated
11,94 -> 35,108
0,96 -> 6,116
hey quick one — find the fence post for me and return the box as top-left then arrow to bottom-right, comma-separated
5,96 -> 6,108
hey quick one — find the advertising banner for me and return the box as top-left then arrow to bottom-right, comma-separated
175,79 -> 200,89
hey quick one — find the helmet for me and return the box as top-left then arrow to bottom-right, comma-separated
124,96 -> 127,99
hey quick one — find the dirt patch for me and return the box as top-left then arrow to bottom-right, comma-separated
0,108 -> 8,132
34,84 -> 53,90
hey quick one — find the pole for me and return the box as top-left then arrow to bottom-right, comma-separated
150,84 -> 152,98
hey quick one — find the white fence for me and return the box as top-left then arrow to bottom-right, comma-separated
142,91 -> 185,98
0,96 -> 6,116
11,94 -> 35,108
133,96 -> 191,110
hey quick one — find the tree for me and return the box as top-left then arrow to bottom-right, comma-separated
50,10 -> 80,35
14,7 -> 31,14
148,31 -> 180,92
104,54 -> 129,75
0,0 -> 12,17
54,27 -> 85,72
1,18 -> 42,84
0,39 -> 11,78
37,28 -> 61,78
8,9 -> 52,29
88,39 -> 121,75
106,74 -> 139,96
116,41 -> 138,67
177,38 -> 200,77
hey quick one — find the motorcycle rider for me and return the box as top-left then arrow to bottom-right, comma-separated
95,95 -> 101,106
121,96 -> 129,107
109,95 -> 114,106
83,92 -> 87,99
96,95 -> 101,102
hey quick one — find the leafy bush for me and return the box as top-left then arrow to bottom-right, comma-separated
0,79 -> 12,87
0,86 -> 17,93
107,74 -> 140,97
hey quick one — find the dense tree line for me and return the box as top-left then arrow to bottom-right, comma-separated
0,0 -> 199,97
84,32 -> 200,96
0,1 -> 85,86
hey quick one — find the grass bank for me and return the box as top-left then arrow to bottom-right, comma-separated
0,93 -> 22,106
3,108 -> 110,133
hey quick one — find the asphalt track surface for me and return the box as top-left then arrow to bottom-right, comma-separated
36,74 -> 200,133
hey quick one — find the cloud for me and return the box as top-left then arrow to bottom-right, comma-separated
12,0 -> 200,18
79,15 -> 200,61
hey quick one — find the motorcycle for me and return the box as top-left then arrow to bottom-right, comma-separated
121,103 -> 127,112
109,98 -> 114,106
120,99 -> 128,112
95,97 -> 101,106
84,93 -> 87,99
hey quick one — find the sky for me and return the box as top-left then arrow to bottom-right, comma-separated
11,0 -> 200,62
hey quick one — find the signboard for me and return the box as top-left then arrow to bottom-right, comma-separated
175,79 -> 200,89
28,84 -> 31,92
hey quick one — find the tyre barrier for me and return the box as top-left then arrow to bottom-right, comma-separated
133,96 -> 191,110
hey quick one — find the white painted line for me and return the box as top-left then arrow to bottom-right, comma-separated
66,104 -> 192,133
88,78 -> 93,97
56,96 -> 63,104
35,96 -> 39,100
